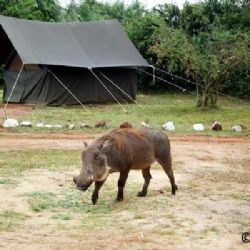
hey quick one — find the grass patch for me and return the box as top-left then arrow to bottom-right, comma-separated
2,93 -> 249,136
27,192 -> 56,212
0,178 -> 13,184
30,201 -> 49,212
243,196 -> 250,202
0,149 -> 80,176
22,180 -> 177,231
0,210 -> 27,232
201,225 -> 220,236
51,213 -> 72,220
207,170 -> 249,184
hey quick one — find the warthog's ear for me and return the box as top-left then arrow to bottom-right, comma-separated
83,141 -> 88,148
101,140 -> 112,153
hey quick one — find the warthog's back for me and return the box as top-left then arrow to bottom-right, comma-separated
96,128 -> 171,171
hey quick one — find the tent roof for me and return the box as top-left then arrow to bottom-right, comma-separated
0,15 -> 149,69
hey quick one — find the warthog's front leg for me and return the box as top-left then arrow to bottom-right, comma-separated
92,180 -> 105,205
116,170 -> 129,202
137,167 -> 152,197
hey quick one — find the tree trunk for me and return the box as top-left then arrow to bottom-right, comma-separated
214,80 -> 220,106
202,91 -> 209,107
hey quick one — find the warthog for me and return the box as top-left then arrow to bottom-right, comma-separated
73,128 -> 178,204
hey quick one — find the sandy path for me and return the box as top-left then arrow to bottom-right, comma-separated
0,135 -> 249,250
0,134 -> 249,151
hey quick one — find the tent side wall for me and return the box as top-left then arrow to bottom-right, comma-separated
3,66 -> 137,105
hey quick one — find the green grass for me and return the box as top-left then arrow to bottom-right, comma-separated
1,93 -> 249,136
24,184 -> 178,230
201,225 -> 220,235
51,213 -> 72,220
0,149 -> 80,176
0,178 -> 13,184
0,210 -> 27,231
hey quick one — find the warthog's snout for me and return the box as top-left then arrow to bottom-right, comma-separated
73,176 -> 93,191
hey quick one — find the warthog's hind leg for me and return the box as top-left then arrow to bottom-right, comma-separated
137,167 -> 152,197
116,170 -> 129,202
92,180 -> 105,205
158,157 -> 178,195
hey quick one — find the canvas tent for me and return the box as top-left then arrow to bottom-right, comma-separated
0,15 -> 149,105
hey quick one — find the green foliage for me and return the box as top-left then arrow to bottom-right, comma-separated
0,0 -> 61,21
62,0 -> 145,22
181,3 -> 210,36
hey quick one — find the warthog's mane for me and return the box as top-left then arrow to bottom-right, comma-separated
98,128 -> 145,149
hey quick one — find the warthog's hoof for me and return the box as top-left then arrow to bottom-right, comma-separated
115,197 -> 124,202
137,191 -> 147,197
92,192 -> 98,205
92,198 -> 97,205
171,184 -> 178,195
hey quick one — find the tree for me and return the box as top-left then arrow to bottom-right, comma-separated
149,22 -> 248,107
153,3 -> 181,29
195,31 -> 248,107
0,0 -> 61,21
63,0 -> 80,21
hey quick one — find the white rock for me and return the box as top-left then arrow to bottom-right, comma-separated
81,123 -> 91,128
81,123 -> 87,128
21,121 -> 32,127
67,124 -> 75,130
193,123 -> 205,131
45,124 -> 53,128
162,121 -> 175,131
232,125 -> 242,132
52,124 -> 62,129
36,123 -> 45,128
2,118 -> 19,128
141,121 -> 149,128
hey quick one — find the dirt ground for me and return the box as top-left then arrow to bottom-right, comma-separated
0,134 -> 249,250
0,104 -> 35,119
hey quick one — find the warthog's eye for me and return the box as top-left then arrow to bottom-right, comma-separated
93,152 -> 105,164
94,152 -> 99,160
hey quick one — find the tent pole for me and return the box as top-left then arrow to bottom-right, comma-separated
3,64 -> 24,119
151,65 -> 155,84
98,71 -> 143,108
89,69 -> 127,113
